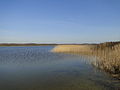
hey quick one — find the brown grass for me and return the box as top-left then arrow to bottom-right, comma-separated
92,42 -> 120,79
51,45 -> 95,54
52,42 -> 120,79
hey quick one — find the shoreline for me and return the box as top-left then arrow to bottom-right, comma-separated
0,44 -> 57,46
52,41 -> 120,79
0,41 -> 120,79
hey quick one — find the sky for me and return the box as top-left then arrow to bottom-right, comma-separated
0,0 -> 120,43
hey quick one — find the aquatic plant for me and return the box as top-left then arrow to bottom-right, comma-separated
92,42 -> 120,79
52,41 -> 120,79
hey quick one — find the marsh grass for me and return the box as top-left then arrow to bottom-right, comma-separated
92,42 -> 120,79
52,42 -> 120,79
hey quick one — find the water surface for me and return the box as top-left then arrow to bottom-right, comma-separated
0,46 -> 120,90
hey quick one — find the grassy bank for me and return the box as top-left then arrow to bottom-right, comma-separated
51,44 -> 96,55
52,41 -> 120,79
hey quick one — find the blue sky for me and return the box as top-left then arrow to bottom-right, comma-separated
0,0 -> 120,43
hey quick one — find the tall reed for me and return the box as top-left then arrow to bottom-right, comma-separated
52,41 -> 120,79
92,42 -> 120,79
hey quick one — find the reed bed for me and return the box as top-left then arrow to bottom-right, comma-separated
92,42 -> 120,79
52,42 -> 120,79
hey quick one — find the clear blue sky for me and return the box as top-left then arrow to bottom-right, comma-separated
0,0 -> 120,43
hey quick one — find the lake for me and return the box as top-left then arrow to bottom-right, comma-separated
0,46 -> 120,90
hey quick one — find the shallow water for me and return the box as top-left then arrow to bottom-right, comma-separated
0,46 -> 120,90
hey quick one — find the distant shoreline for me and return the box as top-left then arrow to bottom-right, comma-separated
0,43 -> 58,46
0,41 -> 119,46
0,41 -> 119,47
0,43 -> 98,46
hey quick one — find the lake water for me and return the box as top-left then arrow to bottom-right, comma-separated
0,46 -> 120,90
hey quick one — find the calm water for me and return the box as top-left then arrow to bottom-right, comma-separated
0,46 -> 120,90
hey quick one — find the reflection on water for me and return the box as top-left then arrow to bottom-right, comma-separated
0,46 -> 120,90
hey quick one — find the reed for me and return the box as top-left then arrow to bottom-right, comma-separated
52,41 -> 120,79
92,42 -> 120,79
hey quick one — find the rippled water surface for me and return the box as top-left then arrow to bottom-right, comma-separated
0,46 -> 120,90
